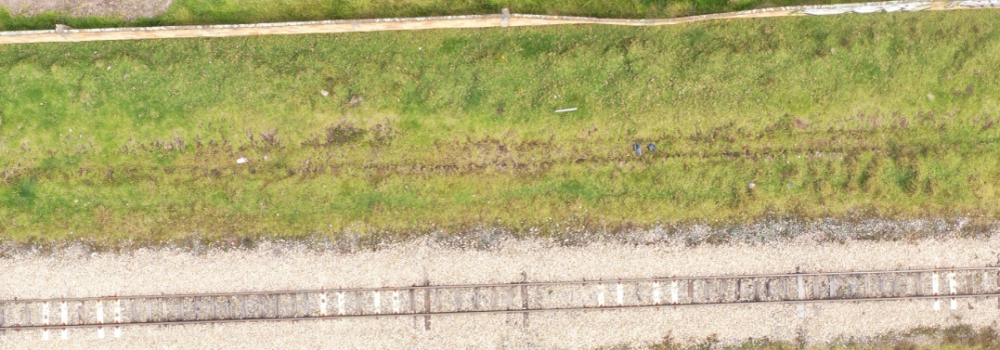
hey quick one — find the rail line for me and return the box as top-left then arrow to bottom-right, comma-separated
1,266 -> 999,339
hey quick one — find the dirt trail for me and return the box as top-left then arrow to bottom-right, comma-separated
0,1 -> 995,45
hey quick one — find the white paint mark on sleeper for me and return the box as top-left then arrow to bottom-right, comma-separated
653,282 -> 662,305
597,284 -> 605,307
616,283 -> 624,307
60,300 -> 68,340
932,272 -> 940,311
392,291 -> 401,314
337,292 -> 345,316
319,292 -> 328,316
797,275 -> 805,318
670,281 -> 679,304
96,301 -> 104,339
114,299 -> 122,338
42,302 -> 50,341
948,272 -> 957,310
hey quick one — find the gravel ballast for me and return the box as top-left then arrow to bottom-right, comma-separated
1,300 -> 998,349
1,228 -> 999,348
0,0 -> 171,19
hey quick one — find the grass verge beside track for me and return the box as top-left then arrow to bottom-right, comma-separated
0,0 -> 858,31
2,11 -> 1000,244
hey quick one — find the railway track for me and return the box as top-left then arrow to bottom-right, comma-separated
2,266 -> 998,339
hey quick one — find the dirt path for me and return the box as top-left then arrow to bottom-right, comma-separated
0,1 -> 995,45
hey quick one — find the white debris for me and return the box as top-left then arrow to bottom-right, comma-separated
236,157 -> 248,164
801,8 -> 851,15
320,90 -> 329,97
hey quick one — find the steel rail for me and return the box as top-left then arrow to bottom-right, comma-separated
3,266 -> 994,304
2,292 -> 997,331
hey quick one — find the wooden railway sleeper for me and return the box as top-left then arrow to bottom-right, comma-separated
753,280 -> 760,301
275,294 -> 281,318
735,279 -> 741,301
703,280 -> 711,302
829,276 -> 837,299
473,288 -> 480,310
811,277 -> 820,299
892,275 -> 899,296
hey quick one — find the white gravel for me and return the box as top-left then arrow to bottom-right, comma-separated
0,0 -> 171,20
1,230 -> 999,348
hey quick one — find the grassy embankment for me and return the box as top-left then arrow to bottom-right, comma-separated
0,0 -> 857,31
2,11 -> 1000,244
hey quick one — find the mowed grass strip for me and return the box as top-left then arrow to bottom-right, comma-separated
0,0 -> 856,31
2,11 -> 1000,244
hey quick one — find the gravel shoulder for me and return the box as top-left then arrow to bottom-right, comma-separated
1,226 -> 999,348
0,0 -> 171,19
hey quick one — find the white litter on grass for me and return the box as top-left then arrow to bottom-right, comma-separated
320,90 -> 329,97
903,3 -> 932,11
555,107 -> 577,113
236,157 -> 248,164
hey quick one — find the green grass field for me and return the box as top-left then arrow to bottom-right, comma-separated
0,0 -> 856,31
3,11 -> 1000,244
